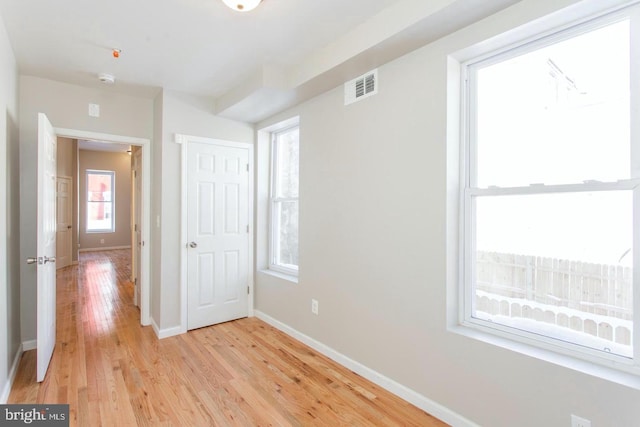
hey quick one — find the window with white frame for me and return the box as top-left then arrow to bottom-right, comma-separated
462,7 -> 639,368
269,126 -> 299,275
86,170 -> 115,233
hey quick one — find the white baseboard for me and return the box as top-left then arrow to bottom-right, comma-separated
22,340 -> 36,351
0,344 -> 23,404
151,318 -> 183,339
151,318 -> 160,337
78,245 -> 131,253
254,310 -> 478,427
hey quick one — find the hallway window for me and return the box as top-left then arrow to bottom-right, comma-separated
87,170 -> 115,232
270,126 -> 299,275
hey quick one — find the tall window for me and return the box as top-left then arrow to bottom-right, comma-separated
462,10 -> 638,368
270,126 -> 299,275
87,170 -> 115,233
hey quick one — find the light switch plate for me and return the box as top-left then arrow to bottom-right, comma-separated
88,103 -> 100,117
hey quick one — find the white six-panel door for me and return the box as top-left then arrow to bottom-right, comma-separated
187,141 -> 250,330
36,113 -> 57,382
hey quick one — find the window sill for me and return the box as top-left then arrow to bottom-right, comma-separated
259,269 -> 298,284
449,323 -> 640,390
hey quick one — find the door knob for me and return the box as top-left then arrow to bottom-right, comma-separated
67,225 -> 72,229
189,242 -> 198,248
26,257 -> 40,265
44,256 -> 56,264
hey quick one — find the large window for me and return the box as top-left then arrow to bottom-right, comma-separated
269,126 -> 299,275
462,9 -> 638,368
86,170 -> 115,233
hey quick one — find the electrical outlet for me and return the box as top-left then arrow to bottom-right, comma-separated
571,414 -> 591,427
311,299 -> 319,315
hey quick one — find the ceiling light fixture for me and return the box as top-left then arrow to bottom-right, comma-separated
222,0 -> 262,12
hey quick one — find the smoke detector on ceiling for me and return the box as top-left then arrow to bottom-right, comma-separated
98,73 -> 115,84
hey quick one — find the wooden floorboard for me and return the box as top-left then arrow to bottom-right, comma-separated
8,249 -> 447,426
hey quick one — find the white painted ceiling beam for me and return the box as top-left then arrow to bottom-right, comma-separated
216,0 -> 521,123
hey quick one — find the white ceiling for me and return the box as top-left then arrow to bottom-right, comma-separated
0,0 -> 521,122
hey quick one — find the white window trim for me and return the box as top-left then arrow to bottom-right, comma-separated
268,125 -> 299,277
86,169 -> 116,233
456,3 -> 640,377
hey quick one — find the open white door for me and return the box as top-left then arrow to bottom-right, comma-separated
186,141 -> 250,330
36,113 -> 57,382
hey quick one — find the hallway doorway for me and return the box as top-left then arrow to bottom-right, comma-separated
55,128 -> 150,326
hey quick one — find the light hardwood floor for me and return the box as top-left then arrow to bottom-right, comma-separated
9,249 -> 447,426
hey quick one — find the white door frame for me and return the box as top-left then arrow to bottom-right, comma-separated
55,127 -> 152,326
132,148 -> 143,307
176,133 -> 254,334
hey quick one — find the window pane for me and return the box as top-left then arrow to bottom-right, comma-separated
475,21 -> 630,187
87,202 -> 113,231
275,128 -> 299,198
473,191 -> 633,357
87,171 -> 114,232
275,200 -> 299,268
88,173 -> 113,202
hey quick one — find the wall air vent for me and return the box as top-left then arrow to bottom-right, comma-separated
344,69 -> 378,105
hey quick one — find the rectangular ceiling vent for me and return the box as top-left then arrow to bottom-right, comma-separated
344,69 -> 378,106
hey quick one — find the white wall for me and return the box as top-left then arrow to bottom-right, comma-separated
18,76 -> 153,342
255,0 -> 640,426
0,11 -> 19,403
152,91 -> 253,331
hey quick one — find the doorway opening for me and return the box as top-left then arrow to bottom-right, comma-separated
55,128 -> 151,326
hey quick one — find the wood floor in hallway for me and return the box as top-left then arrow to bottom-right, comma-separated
8,249 -> 446,426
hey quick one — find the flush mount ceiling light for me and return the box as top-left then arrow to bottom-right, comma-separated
222,0 -> 262,12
